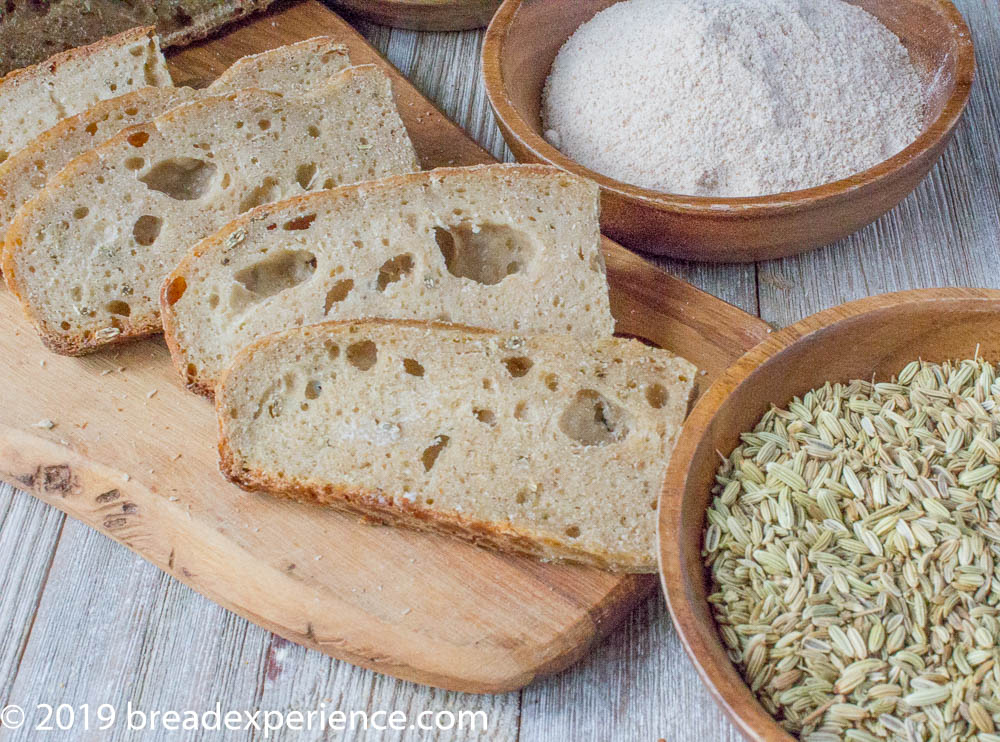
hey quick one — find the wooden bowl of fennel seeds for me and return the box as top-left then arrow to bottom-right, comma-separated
659,287 -> 1000,740
481,0 -> 975,262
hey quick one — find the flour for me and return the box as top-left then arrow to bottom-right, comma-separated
541,0 -> 925,197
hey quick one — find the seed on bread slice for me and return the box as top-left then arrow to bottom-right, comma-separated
216,319 -> 697,572
0,27 -> 171,167
3,65 -> 419,355
0,37 -> 351,245
162,164 -> 614,396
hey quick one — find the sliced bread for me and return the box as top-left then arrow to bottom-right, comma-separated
0,38 -> 350,245
207,37 -> 350,96
4,65 -> 419,355
0,27 -> 171,166
217,320 -> 696,572
162,164 -> 614,396
0,88 -> 197,246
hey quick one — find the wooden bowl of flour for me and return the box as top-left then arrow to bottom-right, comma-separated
482,0 -> 975,262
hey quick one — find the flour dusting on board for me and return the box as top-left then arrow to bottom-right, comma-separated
541,0 -> 926,197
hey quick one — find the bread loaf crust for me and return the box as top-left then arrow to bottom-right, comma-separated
0,2 -> 277,76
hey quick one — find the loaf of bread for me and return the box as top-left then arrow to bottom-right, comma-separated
0,1 -> 277,76
0,38 -> 350,245
162,164 -> 614,396
4,65 -> 419,355
0,26 -> 171,167
217,320 -> 696,572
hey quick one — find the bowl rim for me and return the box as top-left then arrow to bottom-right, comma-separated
481,0 -> 976,216
657,287 -> 1000,741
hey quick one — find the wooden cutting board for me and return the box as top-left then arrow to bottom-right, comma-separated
0,0 -> 770,693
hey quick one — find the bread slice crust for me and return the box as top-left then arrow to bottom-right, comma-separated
216,319 -> 697,572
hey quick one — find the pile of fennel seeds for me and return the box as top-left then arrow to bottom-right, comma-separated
703,358 -> 1000,741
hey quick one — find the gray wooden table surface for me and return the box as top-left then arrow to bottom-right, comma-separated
1,2 -> 999,740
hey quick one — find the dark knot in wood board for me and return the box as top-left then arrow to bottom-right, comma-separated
16,464 -> 76,495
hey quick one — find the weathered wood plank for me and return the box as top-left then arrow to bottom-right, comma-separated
0,484 -> 64,702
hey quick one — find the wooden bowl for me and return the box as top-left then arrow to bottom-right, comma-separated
659,287 -> 1000,739
482,0 -> 975,262
330,0 -> 501,30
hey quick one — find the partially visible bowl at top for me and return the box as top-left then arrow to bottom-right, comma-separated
331,0 -> 501,30
659,287 -> 1000,739
481,0 -> 975,263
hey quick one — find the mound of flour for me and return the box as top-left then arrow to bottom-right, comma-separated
541,0 -> 925,197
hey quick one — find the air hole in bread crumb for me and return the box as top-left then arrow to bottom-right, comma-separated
283,213 -> 317,231
403,358 -> 424,377
503,356 -> 532,378
324,279 -> 353,314
514,401 -> 528,420
376,254 -> 414,292
106,300 -> 131,317
559,389 -> 630,447
235,250 -> 316,299
295,163 -> 318,190
324,340 -> 339,359
258,119 -> 271,130
307,125 -> 320,138
132,215 -> 162,246
545,373 -> 559,391
434,223 -> 536,285
474,408 -> 495,425
84,122 -> 98,136
421,435 -> 449,471
60,321 -> 71,330
240,177 -> 279,212
565,525 -> 581,538
346,340 -> 377,371
164,276 -> 187,305
140,157 -> 216,200
645,383 -> 668,409
208,294 -> 219,309
72,206 -> 89,219
125,157 -> 144,171
127,131 -> 149,147
186,363 -> 198,383
304,380 -> 322,399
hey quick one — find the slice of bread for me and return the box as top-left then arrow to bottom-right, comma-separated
0,38 -> 350,246
162,164 -> 614,396
4,65 -> 420,355
207,37 -> 350,96
0,27 -> 171,166
217,320 -> 697,572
